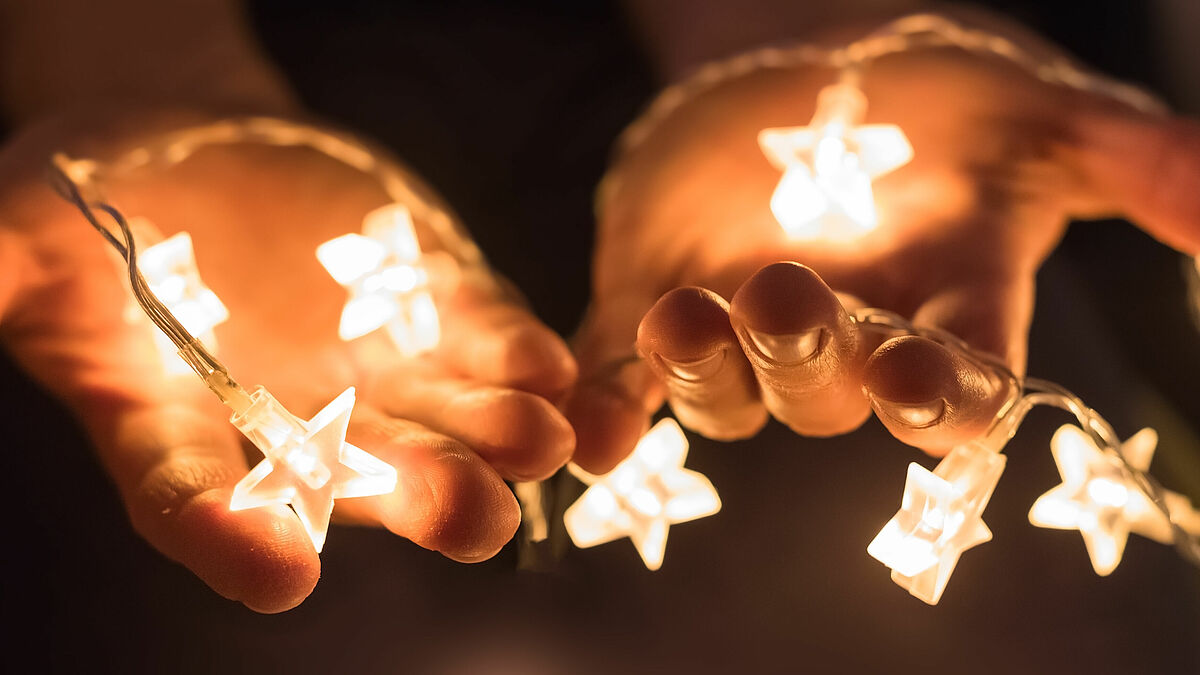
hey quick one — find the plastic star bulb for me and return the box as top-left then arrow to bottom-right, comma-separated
758,82 -> 913,240
868,440 -> 1006,605
136,229 -> 229,373
229,386 -> 397,552
1028,425 -> 1199,576
317,203 -> 440,356
564,418 -> 721,570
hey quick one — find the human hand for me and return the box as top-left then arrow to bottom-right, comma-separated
0,108 -> 577,612
566,48 -> 1200,473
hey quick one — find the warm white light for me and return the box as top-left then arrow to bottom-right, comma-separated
868,440 -> 1006,605
758,83 -> 912,240
564,418 -> 721,570
317,203 -> 440,356
1028,425 -> 1189,576
137,230 -> 229,373
229,386 -> 397,552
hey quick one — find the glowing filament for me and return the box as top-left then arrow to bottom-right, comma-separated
137,230 -> 229,373
758,83 -> 912,240
317,203 -> 439,356
564,418 -> 721,570
229,387 -> 397,552
1028,425 -> 1193,576
868,440 -> 1006,605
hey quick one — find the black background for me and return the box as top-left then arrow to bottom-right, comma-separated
2,1 -> 1198,673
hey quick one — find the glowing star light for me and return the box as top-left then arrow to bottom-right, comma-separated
758,82 -> 913,240
137,230 -> 229,372
317,203 -> 439,356
1028,425 -> 1194,576
564,418 -> 721,570
868,440 -> 1006,605
230,387 -> 397,552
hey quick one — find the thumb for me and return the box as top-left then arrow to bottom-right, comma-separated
863,274 -> 1031,456
562,293 -> 666,474
1070,105 -> 1200,255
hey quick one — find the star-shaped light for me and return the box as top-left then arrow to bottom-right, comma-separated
868,441 -> 1007,605
1028,425 -> 1187,576
317,203 -> 439,356
758,82 -> 912,240
137,229 -> 229,373
564,418 -> 721,570
229,386 -> 397,552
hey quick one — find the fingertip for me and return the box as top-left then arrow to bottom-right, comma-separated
563,382 -> 652,475
864,335 -> 1008,455
637,287 -> 766,440
131,483 -> 320,614
446,389 -> 576,481
637,286 -> 734,362
729,261 -> 845,335
351,421 -> 520,562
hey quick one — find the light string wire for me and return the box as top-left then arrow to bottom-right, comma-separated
850,308 -> 1200,571
597,12 -> 1167,216
56,117 -> 485,268
47,158 -> 254,413
47,116 -> 488,413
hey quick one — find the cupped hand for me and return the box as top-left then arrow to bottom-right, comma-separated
566,49 -> 1200,474
0,108 -> 577,612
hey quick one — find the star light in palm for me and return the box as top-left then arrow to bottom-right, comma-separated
137,229 -> 229,373
317,203 -> 439,356
758,83 -> 912,240
1027,425 -> 1198,576
230,386 -> 397,552
564,418 -> 721,570
868,441 -> 1006,605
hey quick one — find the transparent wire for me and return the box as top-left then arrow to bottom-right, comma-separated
55,117 -> 485,268
47,158 -> 253,413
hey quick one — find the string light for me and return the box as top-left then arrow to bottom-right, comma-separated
758,82 -> 912,239
317,203 -> 440,356
587,12 -> 1196,604
564,418 -> 721,570
868,440 -> 1006,605
1029,425 -> 1200,576
132,225 -> 229,374
44,116 -> 487,553
230,386 -> 396,552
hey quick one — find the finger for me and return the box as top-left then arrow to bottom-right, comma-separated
563,294 -> 666,474
728,262 -> 872,436
366,361 -> 574,482
863,276 -> 1030,455
1070,107 -> 1200,254
434,277 -> 577,400
90,398 -> 321,613
1,208 -> 319,614
636,286 -> 766,440
335,410 -> 520,562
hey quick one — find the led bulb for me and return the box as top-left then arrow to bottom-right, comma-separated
317,203 -> 440,356
135,229 -> 229,373
868,440 -> 1006,605
564,418 -> 721,570
758,83 -> 912,240
1028,425 -> 1187,576
229,386 -> 397,552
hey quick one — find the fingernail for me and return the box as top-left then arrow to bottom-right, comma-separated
656,349 -> 726,382
743,327 -> 825,366
869,395 -> 946,429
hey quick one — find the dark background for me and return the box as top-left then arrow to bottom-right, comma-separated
2,1 -> 1198,673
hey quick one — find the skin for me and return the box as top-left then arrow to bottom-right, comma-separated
565,47 -> 1200,474
0,0 -> 578,613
